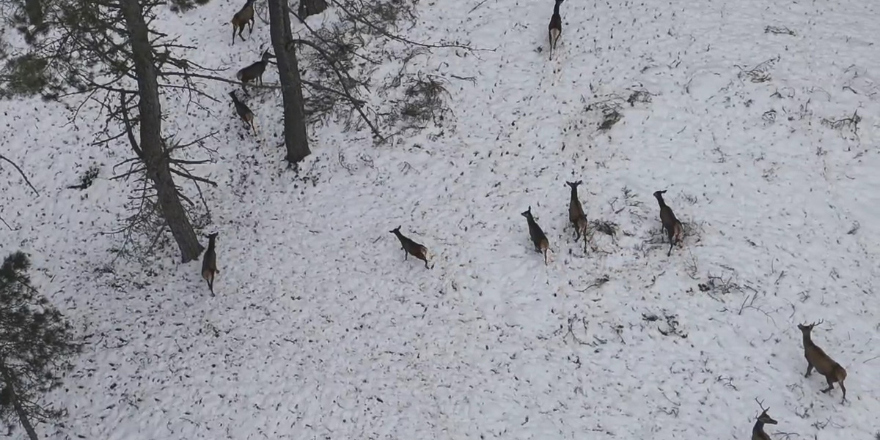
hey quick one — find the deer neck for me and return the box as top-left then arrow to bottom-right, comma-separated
654,194 -> 666,208
553,1 -> 562,15
802,332 -> 814,349
752,420 -> 765,437
569,189 -> 578,205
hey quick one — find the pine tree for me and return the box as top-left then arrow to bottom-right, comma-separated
0,252 -> 80,440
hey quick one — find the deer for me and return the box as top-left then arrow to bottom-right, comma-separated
548,0 -> 564,60
236,47 -> 274,87
565,181 -> 589,252
230,0 -> 256,45
390,226 -> 432,269
201,232 -> 219,296
798,320 -> 848,403
751,399 -> 777,440
229,91 -> 258,136
522,206 -> 550,265
653,190 -> 683,256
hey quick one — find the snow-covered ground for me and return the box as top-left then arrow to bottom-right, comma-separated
2,0 -> 880,438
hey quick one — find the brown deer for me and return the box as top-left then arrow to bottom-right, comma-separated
201,232 -> 219,296
230,0 -> 256,45
548,0 -> 563,60
565,181 -> 589,252
751,399 -> 777,440
390,226 -> 431,269
236,47 -> 274,87
229,91 -> 258,136
522,206 -> 550,265
798,320 -> 848,403
653,190 -> 683,256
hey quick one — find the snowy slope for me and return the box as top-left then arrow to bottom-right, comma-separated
2,0 -> 880,438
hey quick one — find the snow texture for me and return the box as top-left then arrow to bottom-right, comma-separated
1,0 -> 880,438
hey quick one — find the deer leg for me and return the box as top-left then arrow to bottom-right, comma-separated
839,380 -> 846,403
805,363 -> 814,377
424,259 -> 429,269
543,249 -> 548,265
820,377 -> 834,393
667,241 -> 674,257
248,19 -> 254,34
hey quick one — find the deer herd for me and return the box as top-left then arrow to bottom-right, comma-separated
201,0 -> 852,435
225,0 -> 275,137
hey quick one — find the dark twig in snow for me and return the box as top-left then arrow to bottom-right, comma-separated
764,25 -> 796,36
0,153 -> 40,196
576,275 -> 610,292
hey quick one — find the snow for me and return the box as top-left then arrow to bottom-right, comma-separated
1,0 -> 880,438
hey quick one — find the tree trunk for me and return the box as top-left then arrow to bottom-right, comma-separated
10,388 -> 37,440
120,0 -> 204,262
297,0 -> 327,19
268,0 -> 311,163
0,366 -> 38,440
24,0 -> 43,28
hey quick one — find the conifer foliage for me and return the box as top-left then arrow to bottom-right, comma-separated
0,252 -> 80,440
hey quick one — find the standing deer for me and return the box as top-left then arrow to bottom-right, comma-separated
751,399 -> 777,440
390,226 -> 431,269
653,190 -> 683,256
201,232 -> 219,296
522,206 -> 550,265
236,47 -> 275,87
548,0 -> 564,60
230,0 -> 256,45
798,320 -> 848,403
565,180 -> 589,252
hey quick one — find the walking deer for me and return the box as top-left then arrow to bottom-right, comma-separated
230,0 -> 256,45
565,180 -> 589,252
548,0 -> 564,60
229,91 -> 258,136
522,206 -> 550,265
390,226 -> 432,269
201,232 -> 219,296
653,190 -> 683,256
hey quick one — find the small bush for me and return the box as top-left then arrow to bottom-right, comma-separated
399,74 -> 451,126
168,0 -> 211,13
68,164 -> 100,190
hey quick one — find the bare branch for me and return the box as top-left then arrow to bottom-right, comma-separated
0,154 -> 40,196
169,167 -> 217,187
0,214 -> 14,230
288,38 -> 383,139
328,0 -> 490,52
